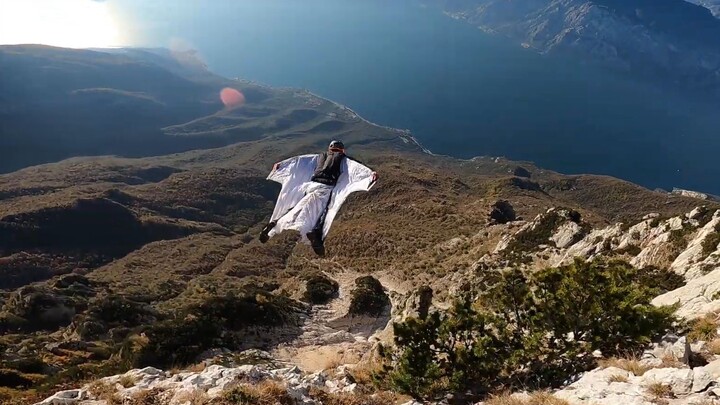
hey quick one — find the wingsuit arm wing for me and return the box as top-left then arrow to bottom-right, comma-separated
321,158 -> 377,239
267,154 -> 318,223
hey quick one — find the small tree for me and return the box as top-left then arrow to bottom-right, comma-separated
349,276 -> 389,317
378,259 -> 677,401
303,274 -> 339,305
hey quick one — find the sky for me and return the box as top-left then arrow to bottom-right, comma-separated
0,0 -> 274,50
0,0 -> 126,48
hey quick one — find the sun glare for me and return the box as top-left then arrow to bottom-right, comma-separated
0,0 -> 123,49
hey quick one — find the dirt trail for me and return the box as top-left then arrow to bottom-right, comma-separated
271,267 -> 407,372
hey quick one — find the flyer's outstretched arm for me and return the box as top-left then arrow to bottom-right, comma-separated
260,154 -> 318,241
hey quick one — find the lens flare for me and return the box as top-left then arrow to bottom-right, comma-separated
220,87 -> 245,108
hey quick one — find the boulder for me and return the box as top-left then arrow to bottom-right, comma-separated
644,335 -> 692,366
551,221 -> 585,249
641,368 -> 694,396
37,389 -> 86,405
402,286 -> 433,320
692,368 -> 714,393
488,200 -> 516,224
555,366 -> 650,405
696,358 -> 720,380
653,267 -> 720,320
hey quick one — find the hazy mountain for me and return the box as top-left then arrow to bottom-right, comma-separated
438,0 -> 720,97
0,45 -> 286,173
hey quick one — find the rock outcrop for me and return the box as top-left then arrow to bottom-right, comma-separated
37,362 -> 369,405
554,365 -> 718,404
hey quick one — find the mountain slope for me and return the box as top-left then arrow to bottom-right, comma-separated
2,45 -> 719,403
439,0 -> 720,97
0,45 -> 325,173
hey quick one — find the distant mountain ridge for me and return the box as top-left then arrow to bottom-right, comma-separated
439,0 -> 720,98
686,0 -> 720,17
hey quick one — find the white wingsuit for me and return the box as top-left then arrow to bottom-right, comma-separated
264,153 -> 376,244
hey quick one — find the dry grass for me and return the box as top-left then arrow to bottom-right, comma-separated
527,392 -> 570,405
0,387 -> 45,405
485,393 -> 527,405
484,392 -> 569,405
188,362 -> 208,373
175,389 -> 210,405
87,380 -> 121,403
127,388 -> 165,405
598,356 -> 651,376
218,380 -> 294,405
646,382 -> 674,399
607,373 -> 629,383
169,361 -> 207,376
689,313 -> 719,342
349,360 -> 384,387
707,338 -> 720,355
119,374 -> 138,388
322,354 -> 345,372
308,386 -> 399,405
659,354 -> 687,369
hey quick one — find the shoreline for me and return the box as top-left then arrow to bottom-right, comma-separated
233,77 -> 435,156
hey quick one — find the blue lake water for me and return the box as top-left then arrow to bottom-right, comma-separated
117,0 -> 720,194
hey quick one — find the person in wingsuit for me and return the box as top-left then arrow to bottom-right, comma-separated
259,140 -> 377,256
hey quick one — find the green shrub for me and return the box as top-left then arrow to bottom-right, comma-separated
669,226 -> 692,256
378,259 -> 676,401
303,274 -> 339,305
696,208 -> 716,228
349,276 -> 389,317
0,369 -> 35,389
635,266 -> 686,295
616,244 -> 642,256
502,209 -> 583,264
132,290 -> 298,369
3,286 -> 74,331
89,296 -> 156,326
506,211 -> 566,253
1,357 -> 46,374
701,223 -> 720,259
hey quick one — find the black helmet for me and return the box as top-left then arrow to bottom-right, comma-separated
329,140 -> 345,150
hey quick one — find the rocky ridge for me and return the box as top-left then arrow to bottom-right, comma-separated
474,206 -> 720,315
38,360 -> 380,405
